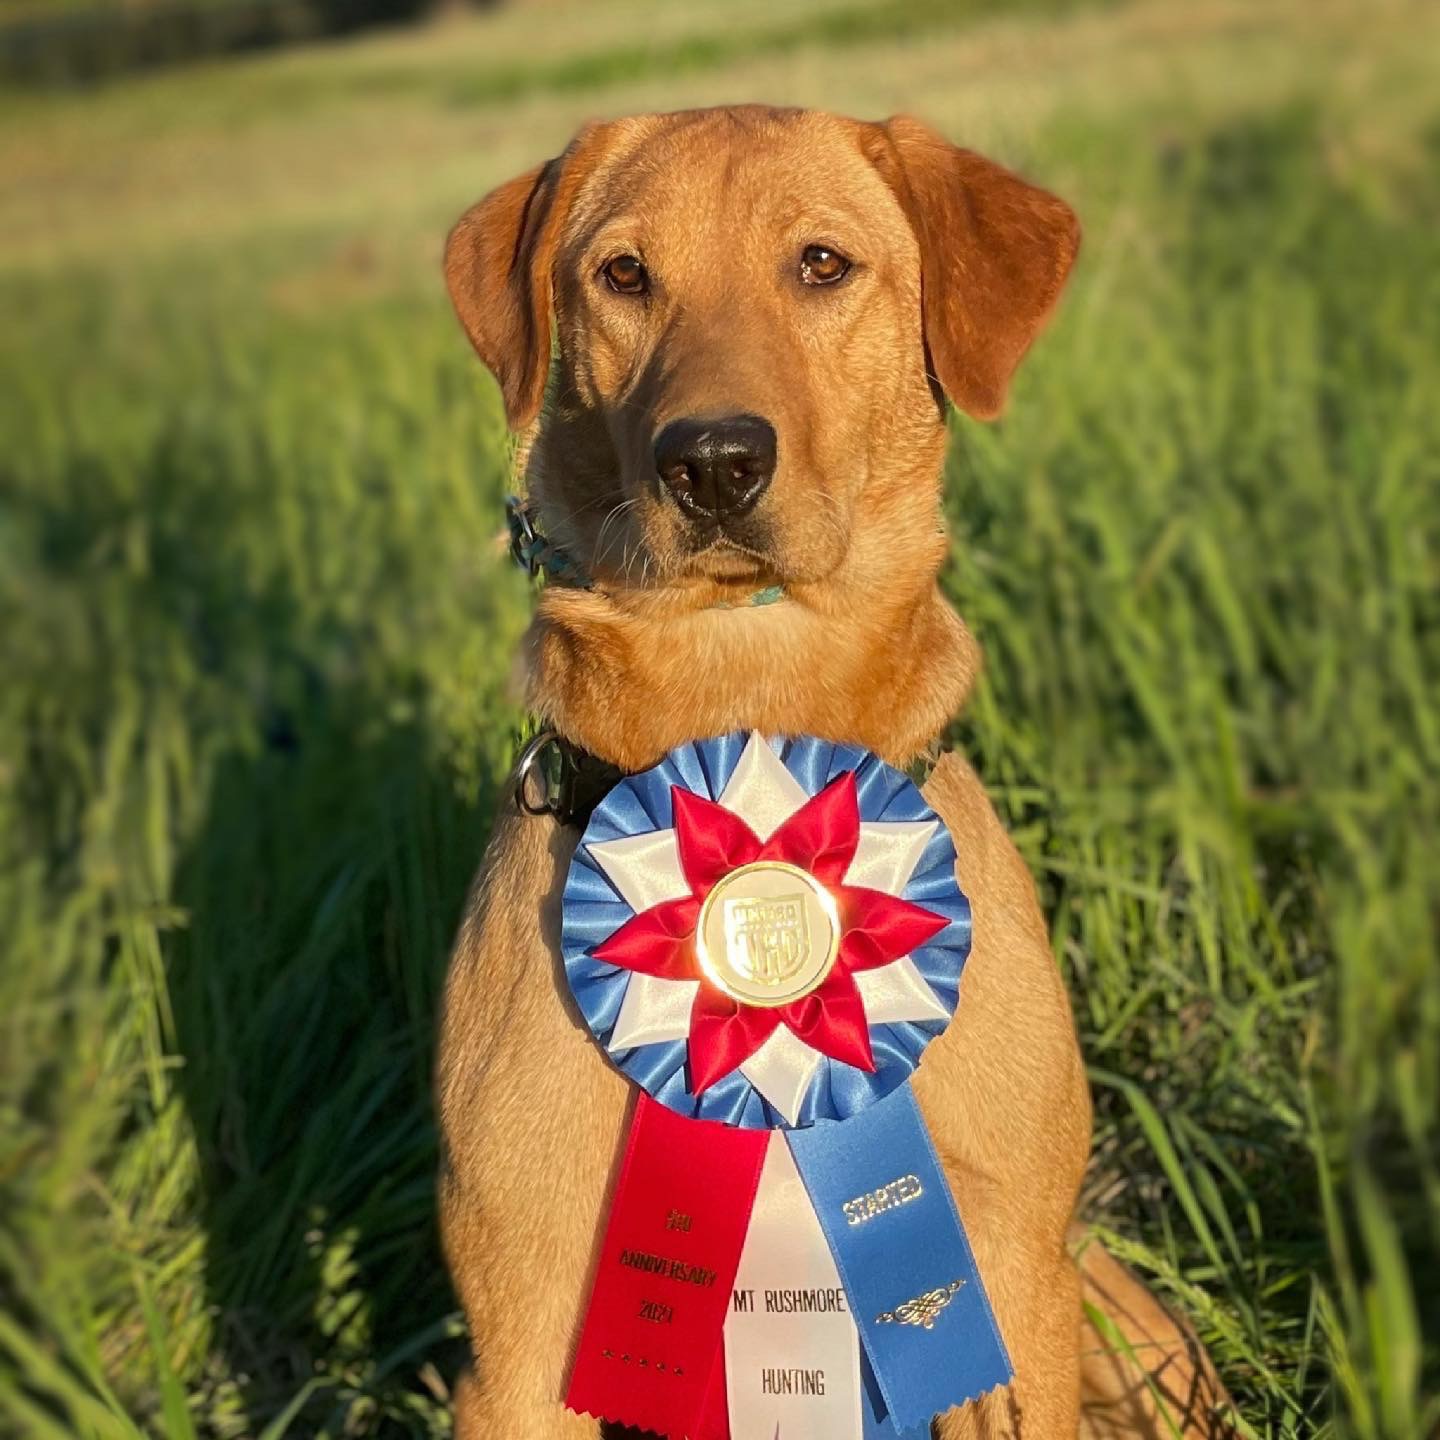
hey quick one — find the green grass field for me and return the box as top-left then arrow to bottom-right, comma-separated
2,0 -> 1437,1435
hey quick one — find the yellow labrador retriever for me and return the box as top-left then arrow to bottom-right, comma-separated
438,105 -> 1231,1439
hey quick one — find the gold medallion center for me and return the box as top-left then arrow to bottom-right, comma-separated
695,860 -> 840,1008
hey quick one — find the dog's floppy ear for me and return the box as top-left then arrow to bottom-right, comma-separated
444,124 -> 611,429
864,116 -> 1080,420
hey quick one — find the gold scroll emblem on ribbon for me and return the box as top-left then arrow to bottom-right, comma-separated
875,1279 -> 966,1330
696,861 -> 840,1007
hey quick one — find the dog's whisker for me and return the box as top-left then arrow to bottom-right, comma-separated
537,489 -> 628,530
594,498 -> 642,568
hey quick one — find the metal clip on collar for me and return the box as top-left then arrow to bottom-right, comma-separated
506,495 -> 589,587
506,494 -> 545,578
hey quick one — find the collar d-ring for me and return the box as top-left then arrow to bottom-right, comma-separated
513,728 -> 631,828
514,728 -> 563,817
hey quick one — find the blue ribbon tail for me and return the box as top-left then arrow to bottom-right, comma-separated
787,1083 -> 1012,1432
860,1353 -> 931,1439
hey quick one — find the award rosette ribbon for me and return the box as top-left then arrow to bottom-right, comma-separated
562,732 -> 1011,1438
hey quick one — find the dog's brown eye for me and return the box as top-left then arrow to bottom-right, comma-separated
799,244 -> 850,286
602,254 -> 648,295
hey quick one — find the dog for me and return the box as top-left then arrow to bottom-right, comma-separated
437,105 -> 1232,1439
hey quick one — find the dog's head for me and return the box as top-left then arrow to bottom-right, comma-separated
446,107 -> 1077,596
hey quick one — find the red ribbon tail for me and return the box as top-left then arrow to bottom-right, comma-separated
694,1345 -> 733,1440
565,1094 -> 766,1438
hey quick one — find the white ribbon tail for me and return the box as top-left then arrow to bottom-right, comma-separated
725,1133 -> 862,1440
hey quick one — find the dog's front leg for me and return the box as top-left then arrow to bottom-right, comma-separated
439,810 -> 630,1440
919,755 -> 1090,1440
920,1099 -> 1086,1440
930,1251 -> 1083,1440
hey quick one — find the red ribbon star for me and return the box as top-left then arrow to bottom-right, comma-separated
594,772 -> 948,1094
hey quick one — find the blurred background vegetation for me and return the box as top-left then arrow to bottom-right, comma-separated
1,0 -> 1437,1436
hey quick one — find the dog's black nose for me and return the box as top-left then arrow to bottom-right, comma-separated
654,414 -> 776,521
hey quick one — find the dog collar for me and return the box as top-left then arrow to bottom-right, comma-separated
506,495 -> 590,587
514,729 -> 630,829
514,727 -> 941,830
506,495 -> 785,608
